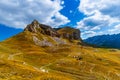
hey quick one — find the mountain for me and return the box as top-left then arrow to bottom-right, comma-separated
84,34 -> 120,49
0,20 -> 120,80
23,20 -> 82,46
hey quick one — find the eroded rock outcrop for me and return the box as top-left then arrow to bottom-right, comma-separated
56,27 -> 81,40
24,20 -> 82,46
24,20 -> 60,37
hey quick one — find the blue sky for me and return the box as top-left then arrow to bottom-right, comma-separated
0,24 -> 22,41
0,0 -> 120,41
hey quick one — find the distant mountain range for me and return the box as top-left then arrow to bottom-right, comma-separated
84,34 -> 120,49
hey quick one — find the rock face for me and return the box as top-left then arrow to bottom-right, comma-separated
56,27 -> 81,40
24,20 -> 82,41
33,36 -> 53,46
24,20 -> 59,37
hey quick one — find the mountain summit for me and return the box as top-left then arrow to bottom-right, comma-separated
25,20 -> 81,40
24,20 -> 59,37
23,20 -> 82,46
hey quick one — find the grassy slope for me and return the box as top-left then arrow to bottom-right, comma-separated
57,27 -> 76,34
0,31 -> 120,80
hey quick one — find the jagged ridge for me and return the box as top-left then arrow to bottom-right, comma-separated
24,20 -> 82,41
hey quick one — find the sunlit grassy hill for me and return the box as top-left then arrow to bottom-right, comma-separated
0,20 -> 120,80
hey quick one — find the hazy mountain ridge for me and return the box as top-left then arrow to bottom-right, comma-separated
84,34 -> 120,49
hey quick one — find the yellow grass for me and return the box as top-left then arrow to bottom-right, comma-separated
0,31 -> 120,80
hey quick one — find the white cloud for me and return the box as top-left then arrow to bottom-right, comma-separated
0,0 -> 70,29
108,24 -> 120,34
46,12 -> 70,27
82,30 -> 104,39
79,0 -> 120,18
77,0 -> 120,39
81,31 -> 96,38
91,26 -> 100,31
77,12 -> 119,30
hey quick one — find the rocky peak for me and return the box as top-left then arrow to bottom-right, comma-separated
24,19 -> 40,33
24,20 -> 82,41
24,20 -> 59,37
32,19 -> 39,24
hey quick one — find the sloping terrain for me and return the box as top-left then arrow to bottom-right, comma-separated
0,20 -> 120,80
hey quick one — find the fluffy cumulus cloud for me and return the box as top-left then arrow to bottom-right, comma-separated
0,0 -> 70,29
77,0 -> 120,39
